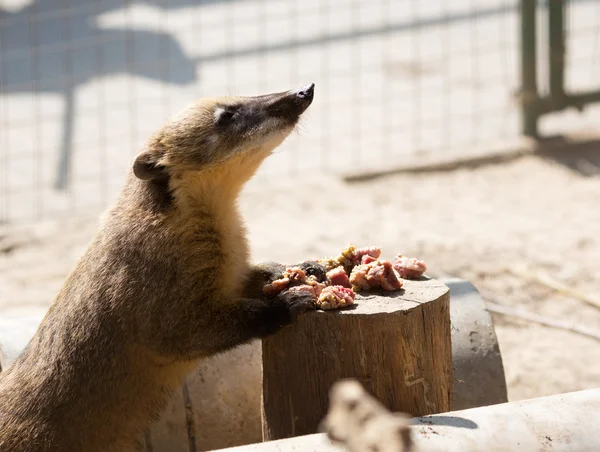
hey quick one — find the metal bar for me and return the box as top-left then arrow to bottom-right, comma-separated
536,89 -> 600,114
520,0 -> 539,137
549,0 -> 566,108
569,89 -> 600,106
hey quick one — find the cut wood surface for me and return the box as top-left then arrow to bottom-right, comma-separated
261,277 -> 452,441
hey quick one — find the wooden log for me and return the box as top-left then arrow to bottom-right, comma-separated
261,277 -> 452,441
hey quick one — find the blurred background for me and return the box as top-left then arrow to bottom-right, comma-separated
1,0 -> 600,221
1,0 -> 600,444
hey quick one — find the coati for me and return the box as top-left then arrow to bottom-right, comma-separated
0,84 -> 318,451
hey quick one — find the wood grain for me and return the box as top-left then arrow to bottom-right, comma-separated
261,277 -> 452,441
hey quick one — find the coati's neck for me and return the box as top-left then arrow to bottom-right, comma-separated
168,149 -> 271,218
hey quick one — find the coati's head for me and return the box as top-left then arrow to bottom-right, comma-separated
132,84 -> 315,193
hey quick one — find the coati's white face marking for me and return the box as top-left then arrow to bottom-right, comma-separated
213,107 -> 227,124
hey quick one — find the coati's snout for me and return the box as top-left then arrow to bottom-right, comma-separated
262,83 -> 315,120
133,84 -> 315,181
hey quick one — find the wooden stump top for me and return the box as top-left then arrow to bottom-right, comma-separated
313,277 -> 450,315
261,277 -> 452,441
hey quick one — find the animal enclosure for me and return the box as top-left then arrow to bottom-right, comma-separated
1,0 -> 600,222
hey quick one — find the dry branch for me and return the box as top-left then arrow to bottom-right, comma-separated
508,263 -> 600,311
486,300 -> 600,342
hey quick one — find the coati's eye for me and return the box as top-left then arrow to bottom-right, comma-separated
214,107 -> 237,127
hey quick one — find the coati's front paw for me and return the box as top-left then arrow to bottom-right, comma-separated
277,288 -> 317,317
259,290 -> 316,337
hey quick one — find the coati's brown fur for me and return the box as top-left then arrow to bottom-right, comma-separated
0,84 -> 316,451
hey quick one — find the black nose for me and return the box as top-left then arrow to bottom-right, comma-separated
296,83 -> 315,101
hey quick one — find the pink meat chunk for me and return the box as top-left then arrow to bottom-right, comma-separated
350,260 -> 403,292
354,246 -> 382,264
286,284 -> 318,299
305,276 -> 328,297
263,266 -> 308,296
338,245 -> 382,270
326,266 -> 352,288
317,258 -> 342,272
263,266 -> 329,300
263,278 -> 290,296
360,254 -> 377,264
283,267 -> 307,283
317,285 -> 355,310
393,255 -> 427,279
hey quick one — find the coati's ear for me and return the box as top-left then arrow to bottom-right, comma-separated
133,148 -> 166,181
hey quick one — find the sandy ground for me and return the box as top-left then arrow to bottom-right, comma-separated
1,150 -> 600,404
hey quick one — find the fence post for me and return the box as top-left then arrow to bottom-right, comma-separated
520,0 -> 539,137
548,0 -> 566,108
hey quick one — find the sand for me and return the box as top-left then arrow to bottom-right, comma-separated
1,152 -> 599,403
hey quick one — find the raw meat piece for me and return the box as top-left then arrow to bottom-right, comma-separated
350,260 -> 403,292
282,266 -> 307,283
286,284 -> 318,298
261,246 -> 425,311
317,286 -> 355,310
338,244 -> 382,272
263,266 -> 328,299
262,266 -> 308,296
263,278 -> 290,296
305,275 -> 328,297
393,255 -> 427,279
318,258 -> 343,272
354,246 -> 382,263
326,267 -> 352,288
360,254 -> 377,265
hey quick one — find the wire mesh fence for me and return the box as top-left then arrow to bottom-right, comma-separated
0,0 -> 599,223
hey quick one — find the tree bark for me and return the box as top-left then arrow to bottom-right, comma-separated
261,277 -> 452,441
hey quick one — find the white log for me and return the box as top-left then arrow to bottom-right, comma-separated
211,388 -> 600,452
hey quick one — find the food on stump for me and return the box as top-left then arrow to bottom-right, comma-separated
263,266 -> 328,297
337,245 -> 382,273
317,286 -> 356,310
349,259 -> 403,292
306,277 -> 328,297
263,244 -> 427,311
326,266 -> 352,288
287,284 -> 319,298
318,258 -> 343,272
262,266 -> 306,296
284,266 -> 305,282
393,255 -> 427,279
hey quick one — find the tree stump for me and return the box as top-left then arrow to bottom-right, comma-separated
261,277 -> 451,441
